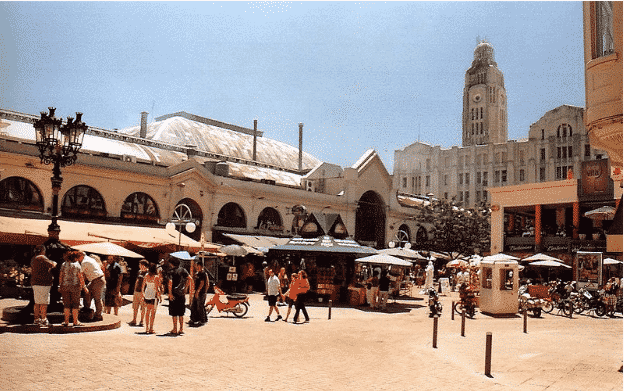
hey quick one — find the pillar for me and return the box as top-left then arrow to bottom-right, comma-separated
535,204 -> 542,251
508,213 -> 515,234
572,201 -> 580,239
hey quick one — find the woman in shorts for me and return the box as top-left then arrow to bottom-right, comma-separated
142,263 -> 161,334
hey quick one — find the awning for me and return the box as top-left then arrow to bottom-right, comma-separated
0,215 -> 214,250
270,235 -> 378,255
223,233 -> 290,254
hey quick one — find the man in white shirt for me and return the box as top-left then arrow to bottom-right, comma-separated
265,269 -> 282,322
78,252 -> 106,321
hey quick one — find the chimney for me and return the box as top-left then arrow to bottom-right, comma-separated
140,111 -> 148,138
298,123 -> 303,171
253,119 -> 258,161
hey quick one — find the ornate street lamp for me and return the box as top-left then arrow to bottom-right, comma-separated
34,107 -> 87,236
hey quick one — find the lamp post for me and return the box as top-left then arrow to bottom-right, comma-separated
34,107 -> 87,237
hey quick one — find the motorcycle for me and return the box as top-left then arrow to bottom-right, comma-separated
205,287 -> 249,318
454,282 -> 477,318
577,288 -> 607,317
428,287 -> 442,318
518,284 -> 548,318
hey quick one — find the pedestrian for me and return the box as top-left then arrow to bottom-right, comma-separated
30,244 -> 57,327
58,251 -> 87,327
378,270 -> 391,311
265,269 -> 283,322
293,270 -> 310,323
190,262 -> 208,326
104,255 -> 124,316
167,257 -> 191,335
366,270 -> 380,309
278,267 -> 288,305
262,261 -> 269,294
142,262 -> 161,334
282,272 -> 298,322
130,259 -> 149,326
78,252 -> 106,322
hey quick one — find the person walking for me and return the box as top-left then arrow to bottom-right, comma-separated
142,262 -> 161,334
278,267 -> 288,305
293,270 -> 310,324
30,244 -> 57,327
282,272 -> 298,322
104,256 -> 124,316
58,251 -> 87,327
130,259 -> 149,326
265,269 -> 283,322
167,257 -> 191,335
366,270 -> 380,310
378,270 -> 391,311
78,252 -> 106,322
190,262 -> 208,326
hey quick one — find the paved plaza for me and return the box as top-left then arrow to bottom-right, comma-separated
1,290 -> 621,391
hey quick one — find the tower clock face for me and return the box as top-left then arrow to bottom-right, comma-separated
473,94 -> 482,103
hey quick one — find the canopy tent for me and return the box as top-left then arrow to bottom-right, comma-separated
169,251 -> 195,260
528,260 -> 571,268
584,206 -> 616,220
603,258 -> 623,265
355,254 -> 413,267
72,242 -> 144,258
269,235 -> 378,255
446,259 -> 469,268
0,215 -> 212,250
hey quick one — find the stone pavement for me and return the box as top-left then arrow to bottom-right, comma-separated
0,290 -> 621,391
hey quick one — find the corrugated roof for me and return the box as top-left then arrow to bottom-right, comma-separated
119,115 -> 321,172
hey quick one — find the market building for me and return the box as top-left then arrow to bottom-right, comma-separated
393,41 -> 609,208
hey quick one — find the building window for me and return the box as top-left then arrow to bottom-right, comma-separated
465,191 -> 470,205
121,192 -> 160,222
519,169 -> 525,182
494,170 -> 500,183
483,190 -> 488,201
568,146 -> 573,158
477,171 -> 482,184
585,144 -> 591,157
459,173 -> 463,185
557,147 -> 562,159
476,191 -> 481,202
539,167 -> 546,181
501,170 -> 507,183
426,159 -> 431,170
540,148 -> 546,161
444,192 -> 448,199
595,1 -> 615,58
402,177 -> 407,188
444,175 -> 448,186
426,175 -> 430,187
483,172 -> 488,186
465,173 -> 470,185
541,129 -> 545,140
562,147 -> 567,159
459,192 -> 463,202
556,166 -> 562,179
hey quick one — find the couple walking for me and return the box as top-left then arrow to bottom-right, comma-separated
266,269 -> 309,323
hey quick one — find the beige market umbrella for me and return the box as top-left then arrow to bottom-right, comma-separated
72,242 -> 143,258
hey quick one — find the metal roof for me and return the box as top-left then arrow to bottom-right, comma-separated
270,235 -> 378,255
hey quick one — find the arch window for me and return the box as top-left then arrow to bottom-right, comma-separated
61,185 -> 106,218
121,192 -> 160,223
0,176 -> 44,211
396,225 -> 411,247
217,202 -> 246,228
256,207 -> 283,232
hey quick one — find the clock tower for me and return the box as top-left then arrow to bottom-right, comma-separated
462,40 -> 508,147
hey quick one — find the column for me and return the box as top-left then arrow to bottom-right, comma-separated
572,201 -> 580,239
535,204 -> 542,251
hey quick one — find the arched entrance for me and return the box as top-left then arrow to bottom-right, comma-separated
396,224 -> 411,247
256,207 -> 283,232
355,191 -> 386,248
217,202 -> 247,229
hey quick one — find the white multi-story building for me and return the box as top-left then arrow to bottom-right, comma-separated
394,41 -> 607,208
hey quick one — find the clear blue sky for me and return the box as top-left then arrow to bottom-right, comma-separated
0,1 -> 585,170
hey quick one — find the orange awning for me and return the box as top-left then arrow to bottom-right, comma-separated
0,216 -> 218,251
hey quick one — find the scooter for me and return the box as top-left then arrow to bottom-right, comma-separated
428,287 -> 442,317
205,287 -> 249,318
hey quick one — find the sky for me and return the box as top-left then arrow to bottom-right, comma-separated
0,1 -> 585,170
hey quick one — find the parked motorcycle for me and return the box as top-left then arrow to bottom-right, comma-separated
577,288 -> 607,317
428,287 -> 442,317
518,284 -> 547,317
205,287 -> 249,318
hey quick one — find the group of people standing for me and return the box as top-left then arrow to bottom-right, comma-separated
364,269 -> 393,311
265,267 -> 310,323
29,245 -> 124,327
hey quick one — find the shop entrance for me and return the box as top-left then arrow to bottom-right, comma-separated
355,191 -> 386,248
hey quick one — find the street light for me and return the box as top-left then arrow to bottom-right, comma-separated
165,204 -> 197,249
34,107 -> 87,235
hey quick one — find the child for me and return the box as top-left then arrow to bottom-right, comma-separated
130,259 -> 149,326
142,263 -> 161,334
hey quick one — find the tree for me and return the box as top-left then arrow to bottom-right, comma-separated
416,197 -> 491,256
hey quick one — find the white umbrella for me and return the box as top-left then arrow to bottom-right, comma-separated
603,258 -> 622,265
220,244 -> 248,257
72,242 -> 143,258
356,254 -> 413,267
584,206 -> 615,220
522,253 -> 564,263
482,253 -> 519,262
379,247 -> 427,260
529,260 -> 571,268
169,251 -> 194,260
446,259 -> 469,268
